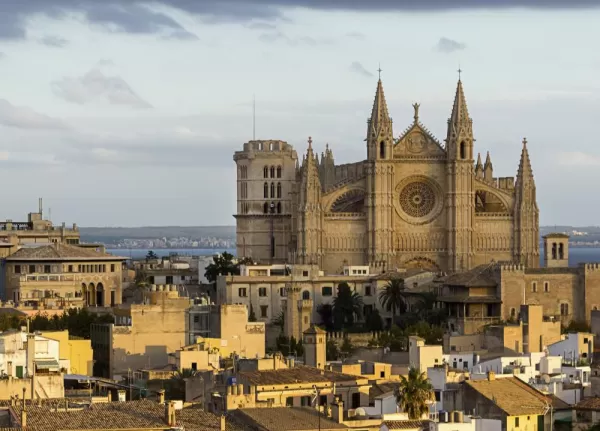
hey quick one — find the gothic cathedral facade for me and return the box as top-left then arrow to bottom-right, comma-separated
234,78 -> 539,273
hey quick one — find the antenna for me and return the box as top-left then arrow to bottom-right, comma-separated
38,198 -> 43,217
48,208 -> 51,223
253,94 -> 256,140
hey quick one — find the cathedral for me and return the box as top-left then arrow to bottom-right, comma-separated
233,77 -> 539,273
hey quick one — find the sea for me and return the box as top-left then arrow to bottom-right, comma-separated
106,247 -> 600,267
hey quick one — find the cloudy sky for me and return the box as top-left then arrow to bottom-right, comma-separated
0,0 -> 598,227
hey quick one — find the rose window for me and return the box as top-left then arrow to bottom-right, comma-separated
399,182 -> 436,218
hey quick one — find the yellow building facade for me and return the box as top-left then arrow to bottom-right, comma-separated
40,330 -> 94,376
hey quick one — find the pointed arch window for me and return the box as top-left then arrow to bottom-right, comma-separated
302,291 -> 310,300
263,166 -> 268,178
460,141 -> 466,159
270,166 -> 275,178
264,182 -> 269,198
277,166 -> 282,178
270,182 -> 275,198
379,141 -> 385,159
277,202 -> 282,214
277,183 -> 282,198
263,202 -> 269,214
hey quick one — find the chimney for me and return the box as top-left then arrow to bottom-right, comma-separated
165,401 -> 176,427
107,390 -> 112,403
220,415 -> 226,431
26,334 -> 35,378
487,371 -> 496,381
7,361 -> 12,378
158,389 -> 165,404
20,388 -> 26,427
331,396 -> 344,424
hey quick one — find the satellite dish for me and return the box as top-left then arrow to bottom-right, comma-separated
542,374 -> 551,384
354,407 -> 367,417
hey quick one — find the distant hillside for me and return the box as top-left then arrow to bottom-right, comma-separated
80,226 -> 235,243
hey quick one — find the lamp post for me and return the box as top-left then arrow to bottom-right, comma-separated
312,384 -> 321,431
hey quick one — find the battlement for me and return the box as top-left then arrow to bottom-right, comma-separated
242,140 -> 293,153
500,263 -> 525,272
583,263 -> 600,272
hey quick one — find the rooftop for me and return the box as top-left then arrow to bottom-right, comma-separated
304,324 -> 326,335
234,407 -> 348,430
381,420 -> 430,430
574,397 -> 600,411
238,366 -> 364,386
6,244 -> 127,262
466,377 -> 548,416
441,265 -> 497,288
9,399 -> 241,431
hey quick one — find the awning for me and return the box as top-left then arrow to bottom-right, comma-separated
35,359 -> 60,371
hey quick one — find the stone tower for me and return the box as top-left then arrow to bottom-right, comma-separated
543,233 -> 569,268
445,79 -> 475,271
365,78 -> 395,270
233,140 -> 297,262
284,279 -> 313,342
513,138 -> 540,267
296,137 -> 324,266
303,325 -> 326,369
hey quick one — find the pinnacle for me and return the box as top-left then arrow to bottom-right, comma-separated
484,151 -> 492,169
449,79 -> 471,126
369,78 -> 391,132
517,137 -> 534,180
475,153 -> 483,169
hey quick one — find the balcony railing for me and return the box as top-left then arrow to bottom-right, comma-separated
18,274 -> 80,283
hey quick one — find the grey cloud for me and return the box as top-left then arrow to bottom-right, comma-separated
435,37 -> 466,53
0,99 -> 68,130
40,35 -> 69,47
349,62 -> 374,78
2,0 -> 597,40
246,21 -> 278,30
258,31 -> 331,45
51,68 -> 152,109
346,31 -> 366,40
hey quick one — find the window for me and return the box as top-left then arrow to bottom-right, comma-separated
584,337 -> 589,344
166,275 -> 173,284
301,396 -> 310,406
552,242 -> 557,259
515,417 -> 519,427
379,141 -> 385,158
302,291 -> 310,300
302,271 -> 309,277
463,361 -> 469,369
14,265 -> 21,274
560,303 -> 569,316
191,362 -> 197,371
263,166 -> 268,178
263,202 -> 269,214
194,315 -> 199,323
238,288 -> 247,297
321,286 -> 333,296
544,282 -> 549,292
277,166 -> 282,178
559,243 -> 565,259
29,265 -> 35,273
365,286 -> 372,296
319,395 -> 327,406
260,305 -> 268,318
44,265 -> 51,274
460,141 -> 466,159
286,397 -> 293,407
111,264 -> 115,272
68,265 -> 73,272
259,287 -> 267,297
435,391 -> 441,402
532,282 -> 537,293
279,288 -> 286,297
270,182 -> 275,198
277,183 -> 282,198
277,202 -> 282,214
264,182 -> 269,198
270,166 -> 275,178
304,316 -> 309,324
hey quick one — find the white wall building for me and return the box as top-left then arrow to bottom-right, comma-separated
0,331 -> 61,378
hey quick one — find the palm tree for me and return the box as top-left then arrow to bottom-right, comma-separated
332,282 -> 363,330
395,367 -> 435,420
379,278 -> 410,325
169,368 -> 198,400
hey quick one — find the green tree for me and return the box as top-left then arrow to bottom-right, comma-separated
379,278 -> 409,326
204,252 -> 237,283
340,338 -> 354,357
271,311 -> 284,331
168,368 -> 197,400
146,250 -> 158,260
248,303 -> 257,322
365,309 -> 384,332
316,304 -> 334,330
332,282 -> 363,330
395,366 -> 435,420
326,340 -> 340,361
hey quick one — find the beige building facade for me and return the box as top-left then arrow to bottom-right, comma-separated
2,244 -> 126,307
233,78 -> 539,274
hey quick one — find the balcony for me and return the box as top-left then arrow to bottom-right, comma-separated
19,274 -> 81,283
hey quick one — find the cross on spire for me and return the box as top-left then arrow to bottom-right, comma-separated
378,64 -> 382,80
457,65 -> 463,81
308,136 -> 313,149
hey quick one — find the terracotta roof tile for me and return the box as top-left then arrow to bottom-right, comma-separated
466,377 -> 547,416
238,366 -> 365,386
442,265 -> 498,288
9,399 -> 242,430
575,397 -> 600,411
381,420 -> 430,430
7,244 -> 127,261
234,407 -> 348,430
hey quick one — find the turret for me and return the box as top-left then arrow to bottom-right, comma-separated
475,153 -> 484,179
366,78 -> 394,160
446,78 -> 474,161
318,144 -> 335,190
484,151 -> 493,182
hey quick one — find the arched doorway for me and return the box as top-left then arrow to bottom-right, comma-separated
88,283 -> 95,306
81,283 -> 87,306
96,283 -> 104,307
403,257 -> 441,272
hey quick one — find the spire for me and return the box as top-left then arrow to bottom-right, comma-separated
449,78 -> 471,127
476,153 -> 483,169
484,151 -> 492,170
369,78 -> 391,135
516,137 -> 534,180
